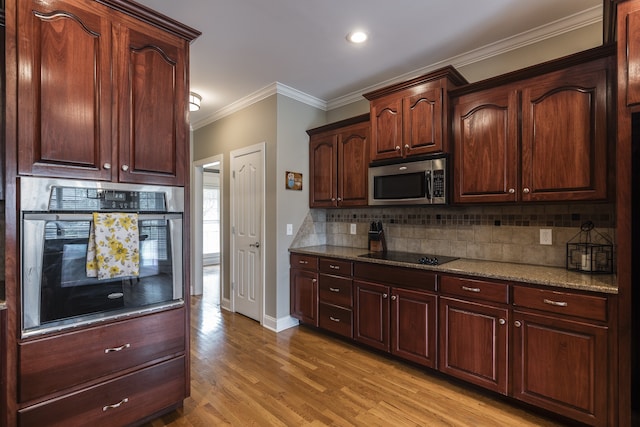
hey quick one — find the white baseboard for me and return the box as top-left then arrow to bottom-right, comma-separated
262,315 -> 299,332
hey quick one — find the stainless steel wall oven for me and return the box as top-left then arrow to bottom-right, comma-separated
20,177 -> 184,338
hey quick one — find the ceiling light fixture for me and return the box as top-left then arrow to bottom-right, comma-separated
189,92 -> 202,112
346,30 -> 368,44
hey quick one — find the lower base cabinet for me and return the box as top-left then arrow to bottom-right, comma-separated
18,356 -> 185,427
438,296 -> 509,394
289,254 -> 612,426
354,280 -> 437,368
512,310 -> 608,426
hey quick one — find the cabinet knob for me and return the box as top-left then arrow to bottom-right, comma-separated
391,295 -> 397,301
508,188 -> 515,194
404,144 -> 409,149
121,164 -> 130,172
395,146 -> 401,151
331,198 -> 336,201
383,293 -> 388,299
103,163 -> 112,170
329,316 -> 341,323
514,320 -> 522,327
337,197 -> 342,201
523,187 -> 530,194
312,278 -> 317,283
499,318 -> 506,325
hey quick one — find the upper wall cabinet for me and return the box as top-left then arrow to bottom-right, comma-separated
16,0 -> 198,186
364,67 -> 467,162
308,115 -> 369,208
452,48 -> 613,204
619,0 -> 640,107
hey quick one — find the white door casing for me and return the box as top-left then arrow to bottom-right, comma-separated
230,143 -> 265,322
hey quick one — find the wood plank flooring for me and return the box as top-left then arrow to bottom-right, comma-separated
142,293 -> 567,426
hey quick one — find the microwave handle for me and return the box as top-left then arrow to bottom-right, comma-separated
425,170 -> 432,200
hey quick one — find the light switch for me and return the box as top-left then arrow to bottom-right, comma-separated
350,223 -> 357,234
286,224 -> 293,235
540,229 -> 552,245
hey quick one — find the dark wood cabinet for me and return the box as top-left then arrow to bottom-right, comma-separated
619,0 -> 640,107
308,115 -> 369,208
453,53 -> 612,203
354,263 -> 437,367
318,258 -> 353,338
391,287 -> 437,368
354,280 -> 390,352
512,286 -> 609,426
290,254 -> 319,326
439,296 -> 509,395
364,67 -> 467,162
16,0 -> 193,185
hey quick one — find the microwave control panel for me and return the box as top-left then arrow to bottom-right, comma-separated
432,169 -> 445,198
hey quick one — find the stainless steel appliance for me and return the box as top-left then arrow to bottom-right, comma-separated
20,177 -> 184,337
368,155 -> 448,205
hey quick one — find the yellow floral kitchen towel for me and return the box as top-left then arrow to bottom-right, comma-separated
86,212 -> 140,280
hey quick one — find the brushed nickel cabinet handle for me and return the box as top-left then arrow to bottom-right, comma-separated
121,164 -> 130,172
391,295 -> 397,301
461,286 -> 481,293
395,146 -> 401,151
523,187 -> 530,194
312,279 -> 317,283
543,299 -> 568,307
329,316 -> 341,323
103,397 -> 129,412
103,162 -> 112,170
514,320 -> 522,327
499,318 -> 506,325
329,265 -> 340,270
404,144 -> 410,149
329,287 -> 340,292
298,260 -> 308,264
508,188 -> 515,194
383,293 -> 388,299
104,343 -> 131,354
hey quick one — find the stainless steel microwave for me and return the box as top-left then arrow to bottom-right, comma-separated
368,156 -> 448,205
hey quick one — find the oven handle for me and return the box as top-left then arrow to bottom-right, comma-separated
22,213 -> 182,221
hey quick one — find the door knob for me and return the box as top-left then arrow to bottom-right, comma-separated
249,242 -> 260,248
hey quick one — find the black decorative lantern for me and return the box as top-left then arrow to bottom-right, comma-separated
566,221 -> 613,274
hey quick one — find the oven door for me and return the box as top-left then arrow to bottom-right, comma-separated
21,213 -> 183,337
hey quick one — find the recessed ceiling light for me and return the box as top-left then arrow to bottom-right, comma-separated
346,30 -> 368,44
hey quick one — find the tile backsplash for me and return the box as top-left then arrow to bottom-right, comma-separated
291,203 -> 616,268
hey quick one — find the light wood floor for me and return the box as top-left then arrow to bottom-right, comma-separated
142,291 -> 567,426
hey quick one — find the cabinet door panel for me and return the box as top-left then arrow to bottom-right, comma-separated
17,0 -> 112,180
391,288 -> 437,368
290,268 -> 318,326
354,280 -> 389,352
521,65 -> 608,201
404,87 -> 442,155
513,310 -> 607,426
338,124 -> 369,206
309,134 -> 337,207
623,5 -> 640,106
453,88 -> 518,203
370,97 -> 402,161
439,297 -> 508,394
118,25 -> 187,185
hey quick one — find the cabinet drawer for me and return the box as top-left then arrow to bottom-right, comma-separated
319,303 -> 353,338
19,308 -> 185,402
290,253 -> 318,271
319,258 -> 352,276
354,262 -> 437,291
440,275 -> 508,304
18,356 -> 186,427
513,286 -> 607,322
319,275 -> 352,307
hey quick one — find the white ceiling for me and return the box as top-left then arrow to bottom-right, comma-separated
134,0 -> 603,129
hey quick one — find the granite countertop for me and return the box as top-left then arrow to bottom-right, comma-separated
289,245 -> 618,295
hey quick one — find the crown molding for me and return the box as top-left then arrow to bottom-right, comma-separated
327,5 -> 603,110
192,5 -> 602,129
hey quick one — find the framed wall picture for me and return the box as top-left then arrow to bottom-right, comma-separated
286,171 -> 302,190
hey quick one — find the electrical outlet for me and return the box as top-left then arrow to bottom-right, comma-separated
540,228 -> 552,245
350,223 -> 357,234
286,224 -> 293,236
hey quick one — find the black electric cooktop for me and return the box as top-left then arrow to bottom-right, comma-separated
358,250 -> 458,266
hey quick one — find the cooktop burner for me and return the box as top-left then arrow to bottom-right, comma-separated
358,250 -> 458,266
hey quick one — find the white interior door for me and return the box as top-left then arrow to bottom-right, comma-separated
231,143 -> 264,322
